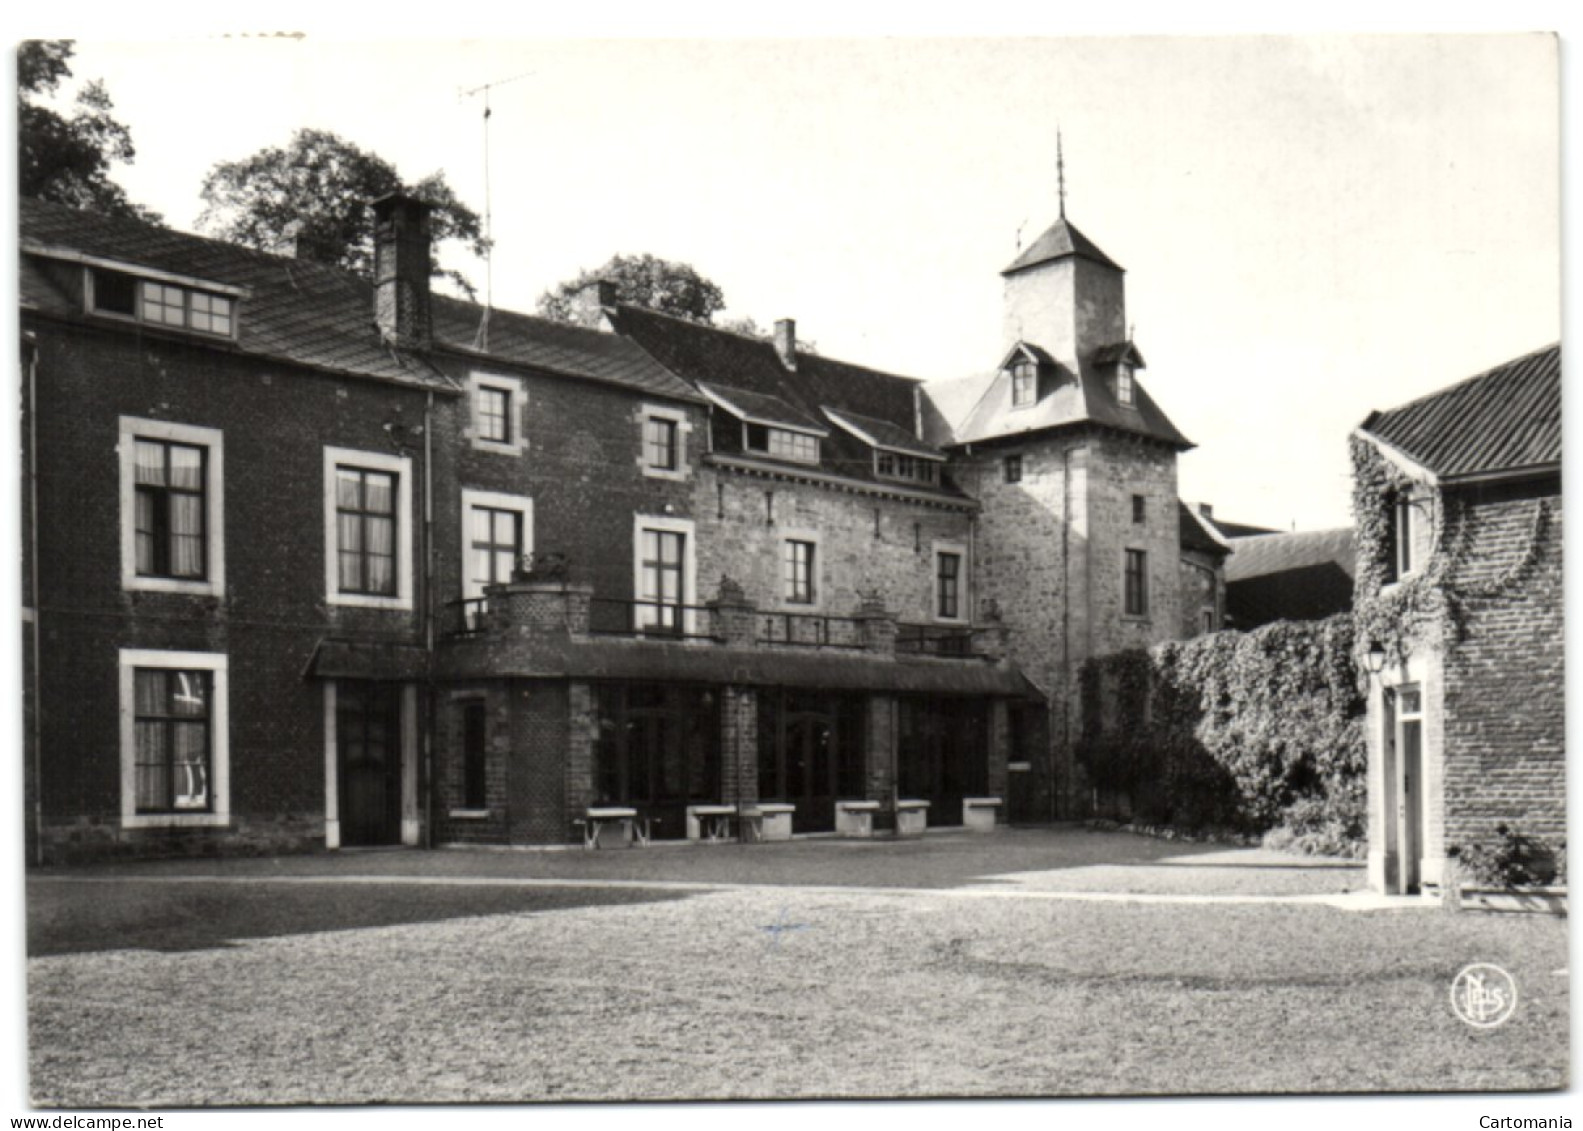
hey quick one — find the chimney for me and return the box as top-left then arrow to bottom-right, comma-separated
567,279 -> 619,330
372,193 -> 433,349
1198,503 -> 1214,518
274,219 -> 304,259
774,318 -> 797,370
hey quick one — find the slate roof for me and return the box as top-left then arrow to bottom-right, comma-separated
19,197 -> 700,404
1358,343 -> 1561,481
1179,501 -> 1231,558
824,406 -> 943,459
1002,216 -> 1123,276
698,382 -> 828,433
1224,527 -> 1356,632
609,303 -> 963,495
928,354 -> 1192,449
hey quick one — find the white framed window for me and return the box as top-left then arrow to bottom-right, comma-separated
633,514 -> 697,635
461,489 -> 534,600
89,267 -> 240,340
119,649 -> 229,829
466,371 -> 528,455
1390,493 -> 1417,581
119,417 -> 225,597
745,423 -> 820,464
1116,363 -> 1136,407
324,446 -> 414,610
778,527 -> 823,608
933,540 -> 968,623
637,403 -> 692,481
1010,359 -> 1038,407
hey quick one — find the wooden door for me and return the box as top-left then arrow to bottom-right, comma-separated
338,681 -> 402,847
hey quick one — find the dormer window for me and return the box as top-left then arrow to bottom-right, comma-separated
1010,359 -> 1038,407
746,423 -> 820,464
875,451 -> 938,485
89,267 -> 237,339
1116,363 -> 1135,407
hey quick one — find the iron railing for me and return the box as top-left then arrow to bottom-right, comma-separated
896,623 -> 976,657
588,597 -> 721,641
758,611 -> 867,649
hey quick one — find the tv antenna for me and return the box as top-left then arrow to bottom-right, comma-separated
459,68 -> 535,351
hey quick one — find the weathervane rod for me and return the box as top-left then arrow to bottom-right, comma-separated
460,68 -> 535,352
1057,127 -> 1067,220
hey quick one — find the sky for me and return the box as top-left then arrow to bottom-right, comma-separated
14,26 -> 1562,532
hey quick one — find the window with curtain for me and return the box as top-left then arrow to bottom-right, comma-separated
133,668 -> 211,813
134,438 -> 207,580
336,467 -> 398,596
783,540 -> 816,604
638,528 -> 685,632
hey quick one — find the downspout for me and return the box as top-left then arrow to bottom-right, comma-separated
1057,445 -> 1071,825
422,390 -> 436,849
26,335 -> 44,866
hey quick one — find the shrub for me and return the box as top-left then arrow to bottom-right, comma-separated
1450,826 -> 1563,888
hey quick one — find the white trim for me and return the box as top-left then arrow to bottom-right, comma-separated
932,540 -> 968,624
22,242 -> 250,297
466,371 -> 529,456
118,648 -> 230,829
324,446 -> 415,610
638,403 -> 693,481
778,526 -> 824,611
323,682 -> 340,849
448,809 -> 492,820
119,417 -> 225,597
460,488 -> 535,600
633,513 -> 698,634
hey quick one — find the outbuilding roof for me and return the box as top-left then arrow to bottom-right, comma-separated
1358,343 -> 1560,482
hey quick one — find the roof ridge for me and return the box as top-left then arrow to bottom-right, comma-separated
1364,341 -> 1561,423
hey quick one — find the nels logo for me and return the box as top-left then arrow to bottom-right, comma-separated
1451,963 -> 1518,1029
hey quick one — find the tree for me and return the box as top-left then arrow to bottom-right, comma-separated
538,254 -> 727,325
196,128 -> 486,297
17,40 -> 160,221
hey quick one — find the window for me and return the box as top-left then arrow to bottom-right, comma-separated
783,540 -> 816,604
336,467 -> 398,596
461,701 -> 488,811
324,447 -> 413,609
90,268 -> 236,338
120,418 -> 225,597
645,416 -> 678,471
476,386 -> 511,444
1124,548 -> 1149,617
1132,494 -> 1146,524
1389,493 -> 1416,581
639,404 -> 691,480
936,549 -> 963,621
466,372 -> 527,454
119,649 -> 229,828
746,423 -> 820,464
1117,364 -> 1135,407
1004,455 -> 1023,484
1010,359 -> 1037,407
471,507 -> 522,591
875,451 -> 940,485
636,518 -> 694,634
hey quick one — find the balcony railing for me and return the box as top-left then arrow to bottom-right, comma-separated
896,623 -> 976,657
757,611 -> 867,650
444,597 -> 491,638
588,597 -> 722,642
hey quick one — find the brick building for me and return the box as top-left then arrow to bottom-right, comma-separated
20,194 -> 1214,860
1352,344 -> 1563,894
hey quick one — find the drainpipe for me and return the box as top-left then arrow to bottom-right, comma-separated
1056,445 -> 1072,824
422,390 -> 435,849
26,334 -> 44,865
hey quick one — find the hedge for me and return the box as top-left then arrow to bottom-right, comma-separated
1076,614 -> 1366,855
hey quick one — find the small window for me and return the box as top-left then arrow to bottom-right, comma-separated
875,451 -> 940,485
936,551 -> 962,620
462,701 -> 488,811
1124,548 -> 1148,617
476,386 -> 511,444
783,540 -> 816,604
1010,359 -> 1037,407
91,268 -> 235,338
1391,494 -> 1415,580
1117,364 -> 1135,407
645,416 -> 678,471
746,424 -> 819,464
133,668 -> 212,814
1004,455 -> 1023,484
336,467 -> 398,597
1131,494 -> 1145,524
91,268 -> 136,316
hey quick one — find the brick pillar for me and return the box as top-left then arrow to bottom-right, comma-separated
856,593 -> 898,655
987,700 -> 1010,815
710,576 -> 757,647
564,681 -> 596,832
720,686 -> 758,804
865,694 -> 897,804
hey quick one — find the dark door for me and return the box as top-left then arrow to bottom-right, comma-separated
758,691 -> 864,832
592,684 -> 719,838
899,698 -> 988,827
338,681 -> 403,847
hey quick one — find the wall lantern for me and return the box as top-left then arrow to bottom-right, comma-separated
1364,640 -> 1387,675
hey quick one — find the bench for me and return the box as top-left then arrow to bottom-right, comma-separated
685,804 -> 739,843
895,799 -> 930,838
835,799 -> 881,838
963,796 -> 1003,832
573,807 -> 656,849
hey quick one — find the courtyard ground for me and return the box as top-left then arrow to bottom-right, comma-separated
25,827 -> 1569,1105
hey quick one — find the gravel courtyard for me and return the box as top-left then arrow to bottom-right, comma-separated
26,828 -> 1569,1105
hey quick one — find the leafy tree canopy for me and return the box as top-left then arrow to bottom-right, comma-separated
196,128 -> 486,298
538,254 -> 727,325
17,40 -> 160,222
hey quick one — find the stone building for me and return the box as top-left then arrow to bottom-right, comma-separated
20,192 -> 1214,860
1351,343 -> 1563,895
